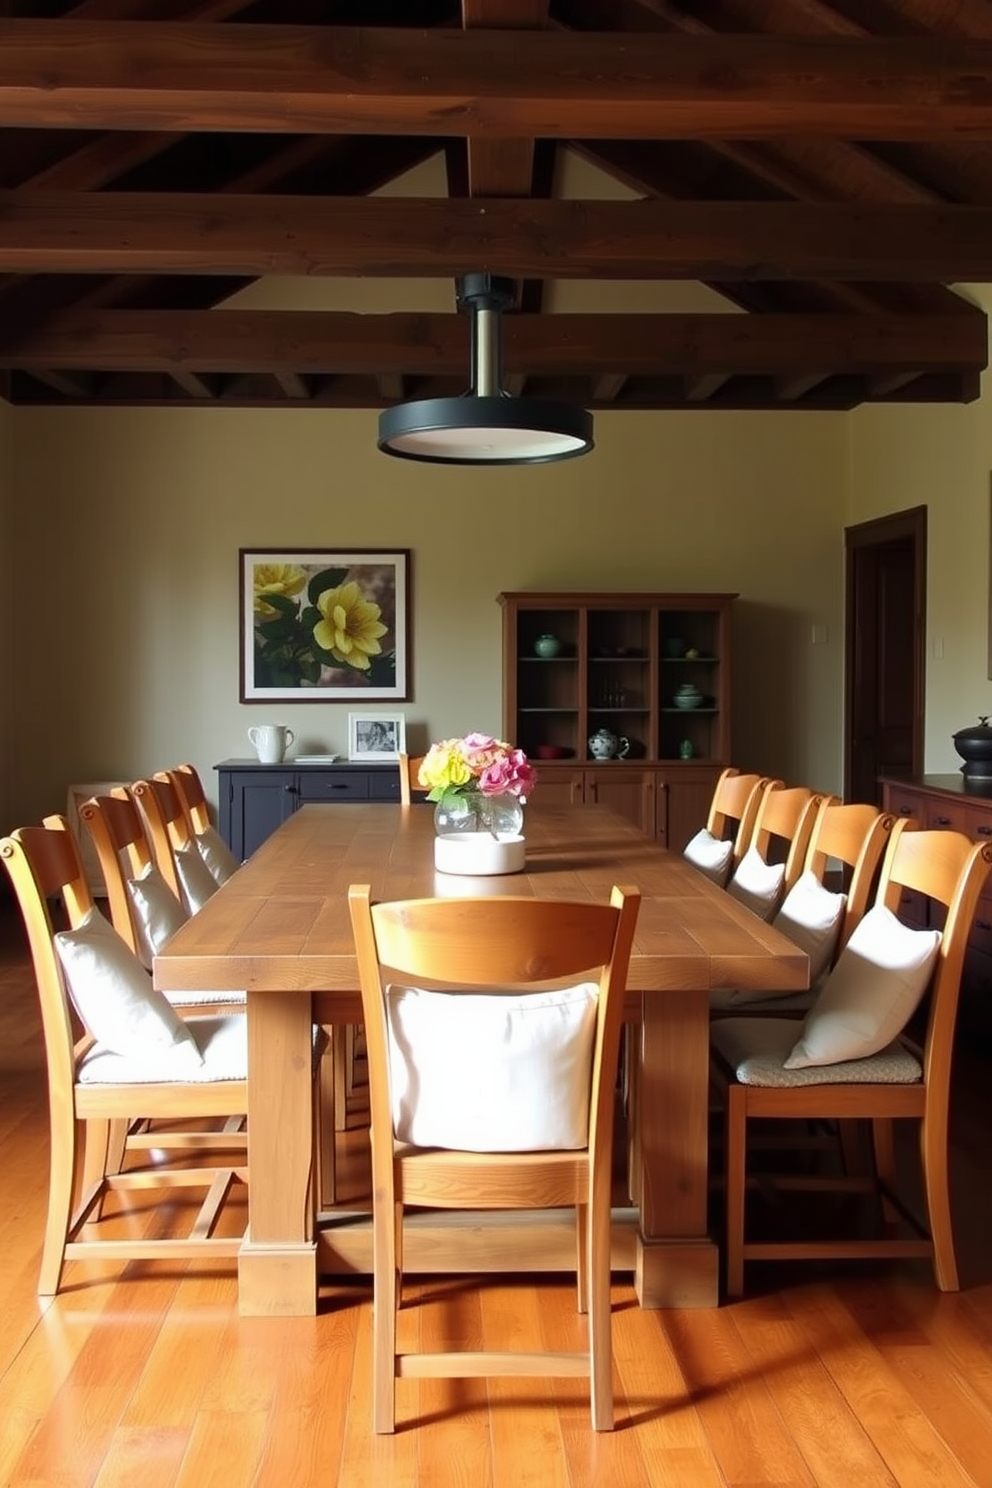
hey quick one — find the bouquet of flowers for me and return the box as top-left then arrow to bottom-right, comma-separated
418,732 -> 537,813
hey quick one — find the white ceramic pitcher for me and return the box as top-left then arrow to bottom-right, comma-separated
248,723 -> 295,764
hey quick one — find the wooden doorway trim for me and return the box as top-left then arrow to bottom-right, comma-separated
844,505 -> 927,803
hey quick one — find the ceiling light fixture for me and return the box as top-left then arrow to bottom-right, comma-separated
377,273 -> 594,466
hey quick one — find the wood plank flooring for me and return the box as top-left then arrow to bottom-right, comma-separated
2,900 -> 992,1487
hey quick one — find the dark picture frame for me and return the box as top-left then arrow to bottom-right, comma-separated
240,548 -> 411,702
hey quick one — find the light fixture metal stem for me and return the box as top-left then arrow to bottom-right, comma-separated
377,272 -> 594,465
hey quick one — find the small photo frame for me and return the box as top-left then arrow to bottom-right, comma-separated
348,712 -> 406,762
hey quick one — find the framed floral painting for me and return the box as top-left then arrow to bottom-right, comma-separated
240,549 -> 411,702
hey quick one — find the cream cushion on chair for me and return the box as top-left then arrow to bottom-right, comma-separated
78,1011 -> 248,1084
174,843 -> 220,914
55,907 -> 204,1070
711,1014 -> 923,1087
784,904 -> 941,1069
716,870 -> 847,1008
385,983 -> 599,1151
683,828 -> 734,886
196,826 -> 240,886
127,862 -> 188,969
727,847 -> 786,921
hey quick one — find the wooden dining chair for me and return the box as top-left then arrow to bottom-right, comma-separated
77,791 -> 245,1014
397,752 -> 428,806
132,774 -> 218,914
158,765 -> 242,888
348,881 -> 641,1433
683,768 -> 780,886
712,799 -> 895,1014
0,818 -> 252,1296
725,785 -> 833,921
166,762 -> 212,834
711,820 -> 992,1296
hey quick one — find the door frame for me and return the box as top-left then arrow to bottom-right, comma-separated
844,505 -> 927,802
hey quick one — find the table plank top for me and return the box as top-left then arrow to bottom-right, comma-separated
154,802 -> 809,997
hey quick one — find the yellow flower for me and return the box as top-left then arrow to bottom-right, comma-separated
253,563 -> 306,620
418,740 -> 474,793
312,580 -> 388,671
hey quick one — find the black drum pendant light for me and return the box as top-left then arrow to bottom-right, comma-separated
377,274 -> 594,465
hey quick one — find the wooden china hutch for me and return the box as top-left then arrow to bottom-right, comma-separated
498,591 -> 737,852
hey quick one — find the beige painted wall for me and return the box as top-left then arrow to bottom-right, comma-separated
848,284 -> 992,775
7,399 -> 847,825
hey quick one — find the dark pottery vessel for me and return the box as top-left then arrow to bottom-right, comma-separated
952,715 -> 992,778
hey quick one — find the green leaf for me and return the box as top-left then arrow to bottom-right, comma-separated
307,567 -> 349,605
255,591 -> 299,621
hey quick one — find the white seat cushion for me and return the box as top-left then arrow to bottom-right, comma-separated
196,825 -> 240,887
784,904 -> 941,1070
727,847 -> 786,921
712,1014 -> 922,1087
385,982 -> 599,1151
77,1011 -> 247,1084
55,907 -> 203,1071
127,862 -> 188,969
174,842 -> 220,914
683,828 -> 734,887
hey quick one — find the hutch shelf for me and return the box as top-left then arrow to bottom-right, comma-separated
498,591 -> 737,850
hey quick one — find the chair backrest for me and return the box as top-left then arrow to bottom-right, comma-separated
0,818 -> 94,1095
876,825 -> 992,1082
802,800 -> 895,952
706,769 -> 780,864
397,753 -> 428,806
349,883 -> 640,1163
747,785 -> 834,895
164,763 -> 211,834
131,774 -> 195,898
77,789 -> 159,957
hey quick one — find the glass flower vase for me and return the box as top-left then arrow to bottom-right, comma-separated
433,789 -> 526,875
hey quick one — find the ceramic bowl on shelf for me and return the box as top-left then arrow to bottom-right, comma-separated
674,684 -> 704,710
535,744 -> 572,760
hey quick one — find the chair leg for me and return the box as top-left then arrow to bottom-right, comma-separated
317,1028 -> 337,1208
871,1117 -> 902,1227
725,1084 -> 747,1299
587,1175 -> 614,1431
372,1188 -> 400,1434
38,1113 -> 81,1297
575,1201 -> 589,1313
919,1113 -> 959,1291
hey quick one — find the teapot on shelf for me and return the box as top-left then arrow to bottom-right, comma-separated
588,728 -> 630,761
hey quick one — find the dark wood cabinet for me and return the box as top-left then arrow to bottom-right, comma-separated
216,758 -> 401,860
881,773 -> 992,1044
498,591 -> 736,848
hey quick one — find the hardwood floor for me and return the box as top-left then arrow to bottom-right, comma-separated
3,899 -> 992,1488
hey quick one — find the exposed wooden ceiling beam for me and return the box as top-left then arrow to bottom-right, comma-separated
0,308 -> 981,379
4,25 -> 992,139
4,194 -> 992,281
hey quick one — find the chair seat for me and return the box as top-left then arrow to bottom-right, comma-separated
78,1012 -> 249,1084
711,1015 -> 922,1088
78,1017 -> 328,1085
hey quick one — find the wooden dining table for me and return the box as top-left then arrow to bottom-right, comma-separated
154,800 -> 809,1317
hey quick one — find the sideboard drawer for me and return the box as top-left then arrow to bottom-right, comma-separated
297,772 -> 372,802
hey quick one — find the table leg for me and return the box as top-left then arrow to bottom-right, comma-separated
634,988 -> 719,1307
238,987 -> 318,1316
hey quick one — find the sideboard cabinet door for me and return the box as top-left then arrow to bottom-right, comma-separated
220,768 -> 296,860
